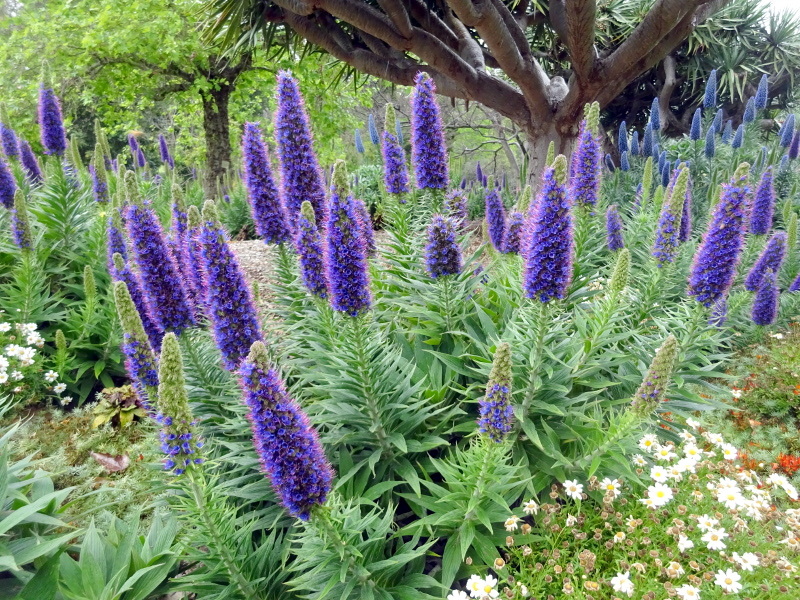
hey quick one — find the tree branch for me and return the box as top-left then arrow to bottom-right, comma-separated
564,0 -> 597,81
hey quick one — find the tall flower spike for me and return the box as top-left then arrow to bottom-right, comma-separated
744,232 -> 787,292
732,124 -> 745,148
18,140 -> 43,184
136,147 -> 147,169
184,205 -> 207,315
353,197 -> 376,256
124,201 -> 194,334
199,201 -> 262,371
425,214 -> 463,278
485,188 -> 506,251
444,189 -> 468,231
90,145 -> 109,203
569,121 -> 602,207
650,98 -> 661,132
755,74 -> 769,110
791,132 -> 800,160
275,71 -> 328,229
750,167 -> 775,235
711,109 -> 723,134
0,105 -> 18,159
128,134 -> 139,155
704,70 -> 718,109
242,122 -> 290,244
788,213 -> 797,251
606,204 -> 624,251
631,130 -> 640,156
38,75 -> 67,156
751,270 -> 778,326
478,342 -> 514,442
630,335 -> 679,416
688,164 -> 751,306
124,169 -> 142,205
704,127 -> 716,158
652,167 -> 689,266
11,190 -> 32,250
368,113 -> 379,145
641,157 -> 654,206
381,104 -> 410,196
743,97 -> 756,124
679,179 -> 693,243
106,195 -> 127,272
158,134 -> 174,168
722,120 -> 733,144
326,160 -> 371,316
295,201 -> 328,299
523,155 -> 573,303
410,72 -> 449,190
620,151 -> 630,172
503,211 -> 525,254
354,129 -> 364,154
112,253 -> 162,352
0,154 -> 15,209
618,121 -> 628,153
239,341 -> 333,520
609,248 -> 631,295
780,115 -> 795,148
690,108 -> 702,141
156,333 -> 202,475
114,280 -> 159,408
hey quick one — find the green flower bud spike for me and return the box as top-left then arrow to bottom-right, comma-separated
552,154 -> 568,185
477,342 -> 514,441
787,212 -> 797,251
545,141 -> 555,167
641,157 -> 654,207
83,265 -> 96,301
187,204 -> 201,229
630,334 -> 679,416
331,160 -> 351,199
12,190 -> 33,251
301,200 -> 317,226
124,170 -> 141,205
384,103 -> 397,134
609,248 -> 631,295
516,184 -> 532,213
156,332 -> 202,475
584,102 -> 600,135
114,280 -> 159,406
783,199 -> 794,229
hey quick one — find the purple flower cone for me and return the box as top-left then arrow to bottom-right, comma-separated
425,215 -> 462,278
410,72 -> 448,190
18,140 -> 43,184
568,124 -> 601,207
744,232 -> 787,292
749,167 -> 775,235
503,211 -> 525,254
295,203 -> 329,299
0,155 -> 15,209
606,204 -> 624,251
751,270 -> 778,326
485,188 -> 506,251
381,130 -> 410,194
38,85 -> 67,156
242,122 -> 290,244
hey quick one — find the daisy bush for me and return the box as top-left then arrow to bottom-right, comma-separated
0,315 -> 64,407
450,423 -> 800,600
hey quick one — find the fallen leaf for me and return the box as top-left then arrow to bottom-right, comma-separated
90,452 -> 130,473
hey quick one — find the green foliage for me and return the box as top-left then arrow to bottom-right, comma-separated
91,386 -> 147,429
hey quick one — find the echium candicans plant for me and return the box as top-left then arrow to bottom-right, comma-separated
158,134 -> 174,168
425,215 -> 462,278
650,97 -> 661,131
790,132 -> 800,160
326,161 -> 371,316
368,113 -> 379,145
744,232 -> 787,292
124,183 -> 194,334
631,130 -> 640,156
0,154 -> 15,209
184,206 -> 207,315
790,271 -> 800,293
641,123 -> 653,157
106,194 -> 127,271
295,201 -> 328,299
114,280 -> 159,408
112,253 -> 162,352
478,342 -> 514,442
569,103 -> 601,207
652,167 -> 689,266
410,72 -> 448,191
484,187 -> 506,251
605,204 -> 624,251
722,120 -> 733,144
704,69 -> 717,109
688,164 -> 751,306
523,155 -> 573,303
38,68 -> 67,156
381,104 -> 410,196
18,140 -> 42,183
750,167 -> 775,235
275,71 -> 328,228
503,211 -> 524,254
239,341 -> 333,520
755,74 -> 769,110
354,197 -> 376,256
779,115 -> 795,148
690,108 -> 702,141
444,189 -> 468,231
354,129 -> 364,154
242,122 -> 290,244
0,105 -> 18,159
156,333 -> 203,475
11,190 -> 33,250
199,200 -> 263,371
90,144 -> 109,203
609,248 -> 631,296
704,127 -> 716,158
732,124 -> 745,148
743,97 -> 756,124
618,121 -> 628,154
679,180 -> 692,244
752,270 -> 778,326
629,335 -> 679,417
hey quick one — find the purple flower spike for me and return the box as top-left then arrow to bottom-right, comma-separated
523,156 -> 573,303
790,132 -> 800,160
444,190 -> 468,232
411,72 -> 449,190
242,122 -> 290,244
184,206 -> 208,317
652,167 -> 690,266
751,270 -> 778,326
106,203 -> 127,272
749,167 -> 775,235
425,214 -> 462,278
744,232 -> 787,292
239,341 -> 334,520
606,204 -> 624,251
485,188 -> 506,251
275,71 -> 328,229
159,134 -> 174,168
353,197 -> 376,256
679,180 -> 693,244
38,84 -> 67,156
569,123 -> 602,207
124,201 -> 194,334
111,253 -> 163,352
688,164 -> 750,306
326,162 -> 371,316
503,211 -> 525,254
136,147 -> 147,168
198,201 -> 262,371
89,164 -> 109,203
1,123 -> 18,159
790,272 -> 800,293
295,201 -> 328,299
381,131 -> 410,195
0,154 -> 15,209
18,140 -> 43,184
478,342 -> 514,442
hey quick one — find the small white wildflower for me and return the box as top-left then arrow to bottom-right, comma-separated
11,370 -> 23,381
697,515 -> 720,532
677,534 -> 694,552
647,483 -> 674,506
638,434 -> 659,452
562,479 -> 583,500
714,569 -> 742,593
447,592 -> 469,600
701,528 -> 728,551
53,383 -> 67,394
730,389 -> 743,399
732,552 -> 759,571
522,499 -> 539,515
44,370 -> 58,382
610,571 -> 634,597
685,417 -> 700,430
649,466 -> 669,483
0,323 -> 11,333
504,516 -> 520,532
0,372 -> 8,384
600,478 -> 622,498
675,584 -> 701,599
720,443 -> 738,461
59,395 -> 73,407
632,454 -> 648,467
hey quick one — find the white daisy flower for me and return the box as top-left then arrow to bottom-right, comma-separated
685,417 -> 700,430
683,444 -> 703,461
701,528 -> 728,551
675,584 -> 701,599
654,446 -> 677,462
600,478 -> 622,497
677,534 -> 694,552
732,552 -> 759,571
730,389 -> 743,399
649,466 -> 669,483
647,483 -> 673,506
522,499 -> 539,515
53,383 -> 67,394
0,372 -> 8,384
610,571 -> 634,597
697,515 -> 719,532
632,454 -> 648,467
713,569 -> 742,593
447,592 -> 469,600
11,371 -> 23,381
504,516 -> 520,532
678,431 -> 696,443
638,434 -> 659,452
0,323 -> 11,333
720,443 -> 738,461
562,479 -> 583,500
44,370 -> 58,382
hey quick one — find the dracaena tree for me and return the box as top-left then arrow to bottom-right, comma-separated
203,0 -> 729,174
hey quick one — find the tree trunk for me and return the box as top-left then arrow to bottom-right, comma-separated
201,87 -> 232,198
523,116 -> 580,192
